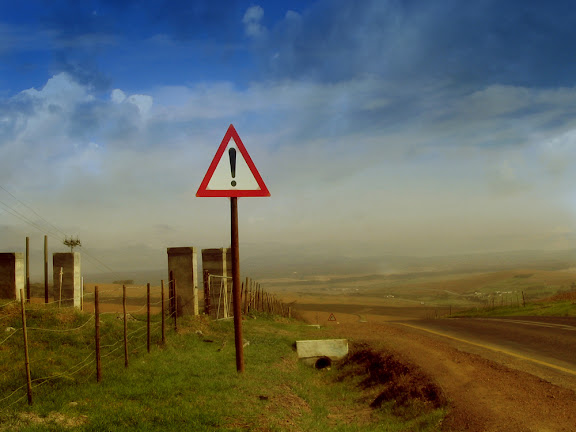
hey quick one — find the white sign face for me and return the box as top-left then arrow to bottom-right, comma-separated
196,124 -> 270,198
205,137 -> 260,190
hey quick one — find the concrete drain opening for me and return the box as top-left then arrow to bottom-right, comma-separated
295,339 -> 348,368
315,356 -> 332,369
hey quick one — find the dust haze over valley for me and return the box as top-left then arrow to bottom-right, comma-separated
76,247 -> 576,307
1,1 -> 576,298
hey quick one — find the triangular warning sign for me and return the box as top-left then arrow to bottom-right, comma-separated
196,124 -> 270,197
328,313 -> 337,321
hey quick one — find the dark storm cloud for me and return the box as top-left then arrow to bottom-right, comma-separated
254,0 -> 576,88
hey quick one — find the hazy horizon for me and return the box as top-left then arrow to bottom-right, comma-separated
17,239 -> 576,284
1,1 -> 575,282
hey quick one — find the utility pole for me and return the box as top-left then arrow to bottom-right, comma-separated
63,236 -> 81,252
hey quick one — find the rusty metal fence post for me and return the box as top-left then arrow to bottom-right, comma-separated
161,280 -> 166,344
95,286 -> 102,382
123,285 -> 128,368
20,289 -> 32,405
203,270 -> 211,316
147,283 -> 151,353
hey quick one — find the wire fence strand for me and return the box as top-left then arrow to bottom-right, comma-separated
30,350 -> 96,386
1,391 -> 28,411
0,363 -> 26,383
27,315 -> 94,332
0,328 -> 21,346
0,383 -> 28,405
0,299 -> 19,308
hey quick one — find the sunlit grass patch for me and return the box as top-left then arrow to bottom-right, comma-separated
1,307 -> 448,431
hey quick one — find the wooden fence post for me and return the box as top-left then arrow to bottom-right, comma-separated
147,283 -> 151,354
95,286 -> 102,382
173,279 -> 178,332
522,291 -> 526,307
169,271 -> 175,317
25,238 -> 30,303
240,281 -> 244,315
58,267 -> 63,308
260,285 -> 263,311
161,280 -> 166,345
44,235 -> 48,304
20,289 -> 32,405
244,277 -> 250,314
123,285 -> 128,368
203,271 -> 210,316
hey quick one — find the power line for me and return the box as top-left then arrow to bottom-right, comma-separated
0,199 -> 63,240
0,185 -> 68,238
0,185 -> 121,277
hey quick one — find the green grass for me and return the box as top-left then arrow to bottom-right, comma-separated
0,305 -> 446,431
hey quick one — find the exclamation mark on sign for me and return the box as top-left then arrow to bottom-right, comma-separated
229,148 -> 237,187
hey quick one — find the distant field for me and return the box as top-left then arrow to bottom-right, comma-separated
23,268 -> 576,319
265,268 -> 576,312
27,283 -> 165,314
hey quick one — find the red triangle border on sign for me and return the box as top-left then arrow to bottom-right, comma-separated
196,124 -> 270,197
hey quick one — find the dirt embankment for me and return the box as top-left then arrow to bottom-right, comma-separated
332,321 -> 576,432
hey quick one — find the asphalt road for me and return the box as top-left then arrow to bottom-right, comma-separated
397,315 -> 576,380
296,303 -> 576,390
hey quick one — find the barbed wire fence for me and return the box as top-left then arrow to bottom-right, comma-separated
0,281 -> 178,409
0,274 -> 293,410
204,271 -> 293,320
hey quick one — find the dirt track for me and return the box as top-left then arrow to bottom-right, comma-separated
296,306 -> 576,432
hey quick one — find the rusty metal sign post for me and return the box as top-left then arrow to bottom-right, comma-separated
197,124 -> 270,373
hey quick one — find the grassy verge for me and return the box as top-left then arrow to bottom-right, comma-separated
1,305 -> 446,431
451,300 -> 576,318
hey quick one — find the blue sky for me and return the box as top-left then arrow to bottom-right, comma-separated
1,0 -> 576,276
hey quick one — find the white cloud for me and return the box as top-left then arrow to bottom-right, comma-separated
126,94 -> 153,116
111,89 -> 126,104
111,89 -> 152,116
1,72 -> 576,270
285,10 -> 301,21
21,72 -> 93,109
243,5 -> 266,38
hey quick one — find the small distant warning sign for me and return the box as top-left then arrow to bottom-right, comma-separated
196,124 -> 270,197
328,313 -> 337,322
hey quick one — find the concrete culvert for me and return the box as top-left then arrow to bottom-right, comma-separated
315,356 -> 332,369
296,339 -> 348,367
